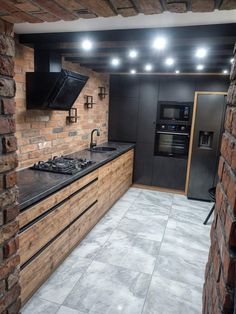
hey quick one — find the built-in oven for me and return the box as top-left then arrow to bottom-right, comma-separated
159,102 -> 191,122
154,124 -> 190,158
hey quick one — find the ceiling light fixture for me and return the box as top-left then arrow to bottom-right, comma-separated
111,58 -> 120,66
195,48 -> 207,58
129,50 -> 138,58
223,69 -> 229,74
197,64 -> 204,71
81,39 -> 93,50
130,69 -> 136,74
165,58 -> 175,66
175,70 -> 180,74
230,58 -> 234,64
153,37 -> 167,50
144,64 -> 153,71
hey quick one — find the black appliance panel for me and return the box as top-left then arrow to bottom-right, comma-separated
155,124 -> 190,158
159,102 -> 191,122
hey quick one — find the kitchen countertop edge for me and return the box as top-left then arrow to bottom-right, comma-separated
18,142 -> 135,212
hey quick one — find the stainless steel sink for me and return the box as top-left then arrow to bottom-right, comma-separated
89,146 -> 117,152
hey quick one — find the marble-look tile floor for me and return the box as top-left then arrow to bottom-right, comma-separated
22,187 -> 212,314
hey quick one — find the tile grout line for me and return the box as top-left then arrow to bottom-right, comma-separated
61,189 -> 141,309
140,193 -> 174,314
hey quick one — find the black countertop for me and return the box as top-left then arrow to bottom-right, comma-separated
18,142 -> 135,211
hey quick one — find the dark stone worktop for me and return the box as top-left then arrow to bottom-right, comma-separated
18,142 -> 135,211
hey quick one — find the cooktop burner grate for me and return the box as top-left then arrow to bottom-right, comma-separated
31,156 -> 95,174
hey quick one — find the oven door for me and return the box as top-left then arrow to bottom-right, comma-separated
155,131 -> 189,158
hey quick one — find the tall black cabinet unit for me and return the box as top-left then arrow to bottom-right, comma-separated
109,75 -> 228,191
187,93 -> 227,201
135,76 -> 159,185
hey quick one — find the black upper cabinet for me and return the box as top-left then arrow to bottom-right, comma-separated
137,76 -> 159,144
110,75 -> 140,98
158,77 -> 195,102
195,76 -> 229,92
108,96 -> 139,142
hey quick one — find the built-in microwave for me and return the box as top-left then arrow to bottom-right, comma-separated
159,102 -> 191,122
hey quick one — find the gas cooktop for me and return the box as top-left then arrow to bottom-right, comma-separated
31,156 -> 95,175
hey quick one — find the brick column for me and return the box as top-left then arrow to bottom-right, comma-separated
203,44 -> 236,313
0,20 -> 21,313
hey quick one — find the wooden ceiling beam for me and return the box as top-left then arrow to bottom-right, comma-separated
31,0 -> 78,20
0,0 -> 43,23
77,0 -> 116,17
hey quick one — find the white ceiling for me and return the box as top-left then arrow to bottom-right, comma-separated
14,10 -> 236,34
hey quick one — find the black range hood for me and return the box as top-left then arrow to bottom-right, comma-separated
26,69 -> 88,110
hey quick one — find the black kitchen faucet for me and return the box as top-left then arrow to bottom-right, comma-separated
90,128 -> 100,149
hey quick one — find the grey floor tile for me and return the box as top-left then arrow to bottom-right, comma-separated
154,254 -> 205,288
117,204 -> 168,242
136,189 -> 173,207
57,305 -> 86,314
36,256 -> 92,304
142,274 -> 202,314
95,229 -> 160,274
64,261 -> 151,314
22,297 -> 60,314
164,218 -> 211,252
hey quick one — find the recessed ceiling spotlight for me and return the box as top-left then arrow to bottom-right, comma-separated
129,50 -> 138,58
175,70 -> 180,74
81,39 -> 93,50
223,69 -> 229,74
197,64 -> 204,71
153,37 -> 167,50
144,64 -> 153,71
230,58 -> 234,64
195,48 -> 207,58
130,69 -> 136,74
165,58 -> 175,66
111,58 -> 120,66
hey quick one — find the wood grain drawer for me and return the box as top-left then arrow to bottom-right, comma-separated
70,170 -> 98,195
69,203 -> 98,250
19,200 -> 71,266
20,228 -> 70,304
19,185 -> 71,229
70,179 -> 98,222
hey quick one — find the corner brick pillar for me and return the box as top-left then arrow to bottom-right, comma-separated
0,20 -> 21,313
203,44 -> 236,313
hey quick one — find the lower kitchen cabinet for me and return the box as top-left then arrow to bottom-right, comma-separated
134,143 -> 154,185
19,149 -> 134,304
152,156 -> 187,190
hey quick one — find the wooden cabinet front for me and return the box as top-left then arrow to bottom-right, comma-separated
20,149 -> 134,304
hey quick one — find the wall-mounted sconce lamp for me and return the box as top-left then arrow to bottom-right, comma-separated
67,108 -> 78,123
98,86 -> 108,100
84,95 -> 96,109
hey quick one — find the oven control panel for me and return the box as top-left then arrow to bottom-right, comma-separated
157,124 -> 190,133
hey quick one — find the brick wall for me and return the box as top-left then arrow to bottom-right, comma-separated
203,44 -> 236,313
0,20 -> 21,314
15,42 -> 109,169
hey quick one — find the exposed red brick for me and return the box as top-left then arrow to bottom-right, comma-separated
0,117 -> 15,135
3,237 -> 19,259
0,221 -> 18,245
0,255 -> 20,281
0,55 -> 14,77
1,98 -> 15,115
3,205 -> 19,224
4,172 -> 16,189
0,283 -> 20,313
2,136 -> 17,153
